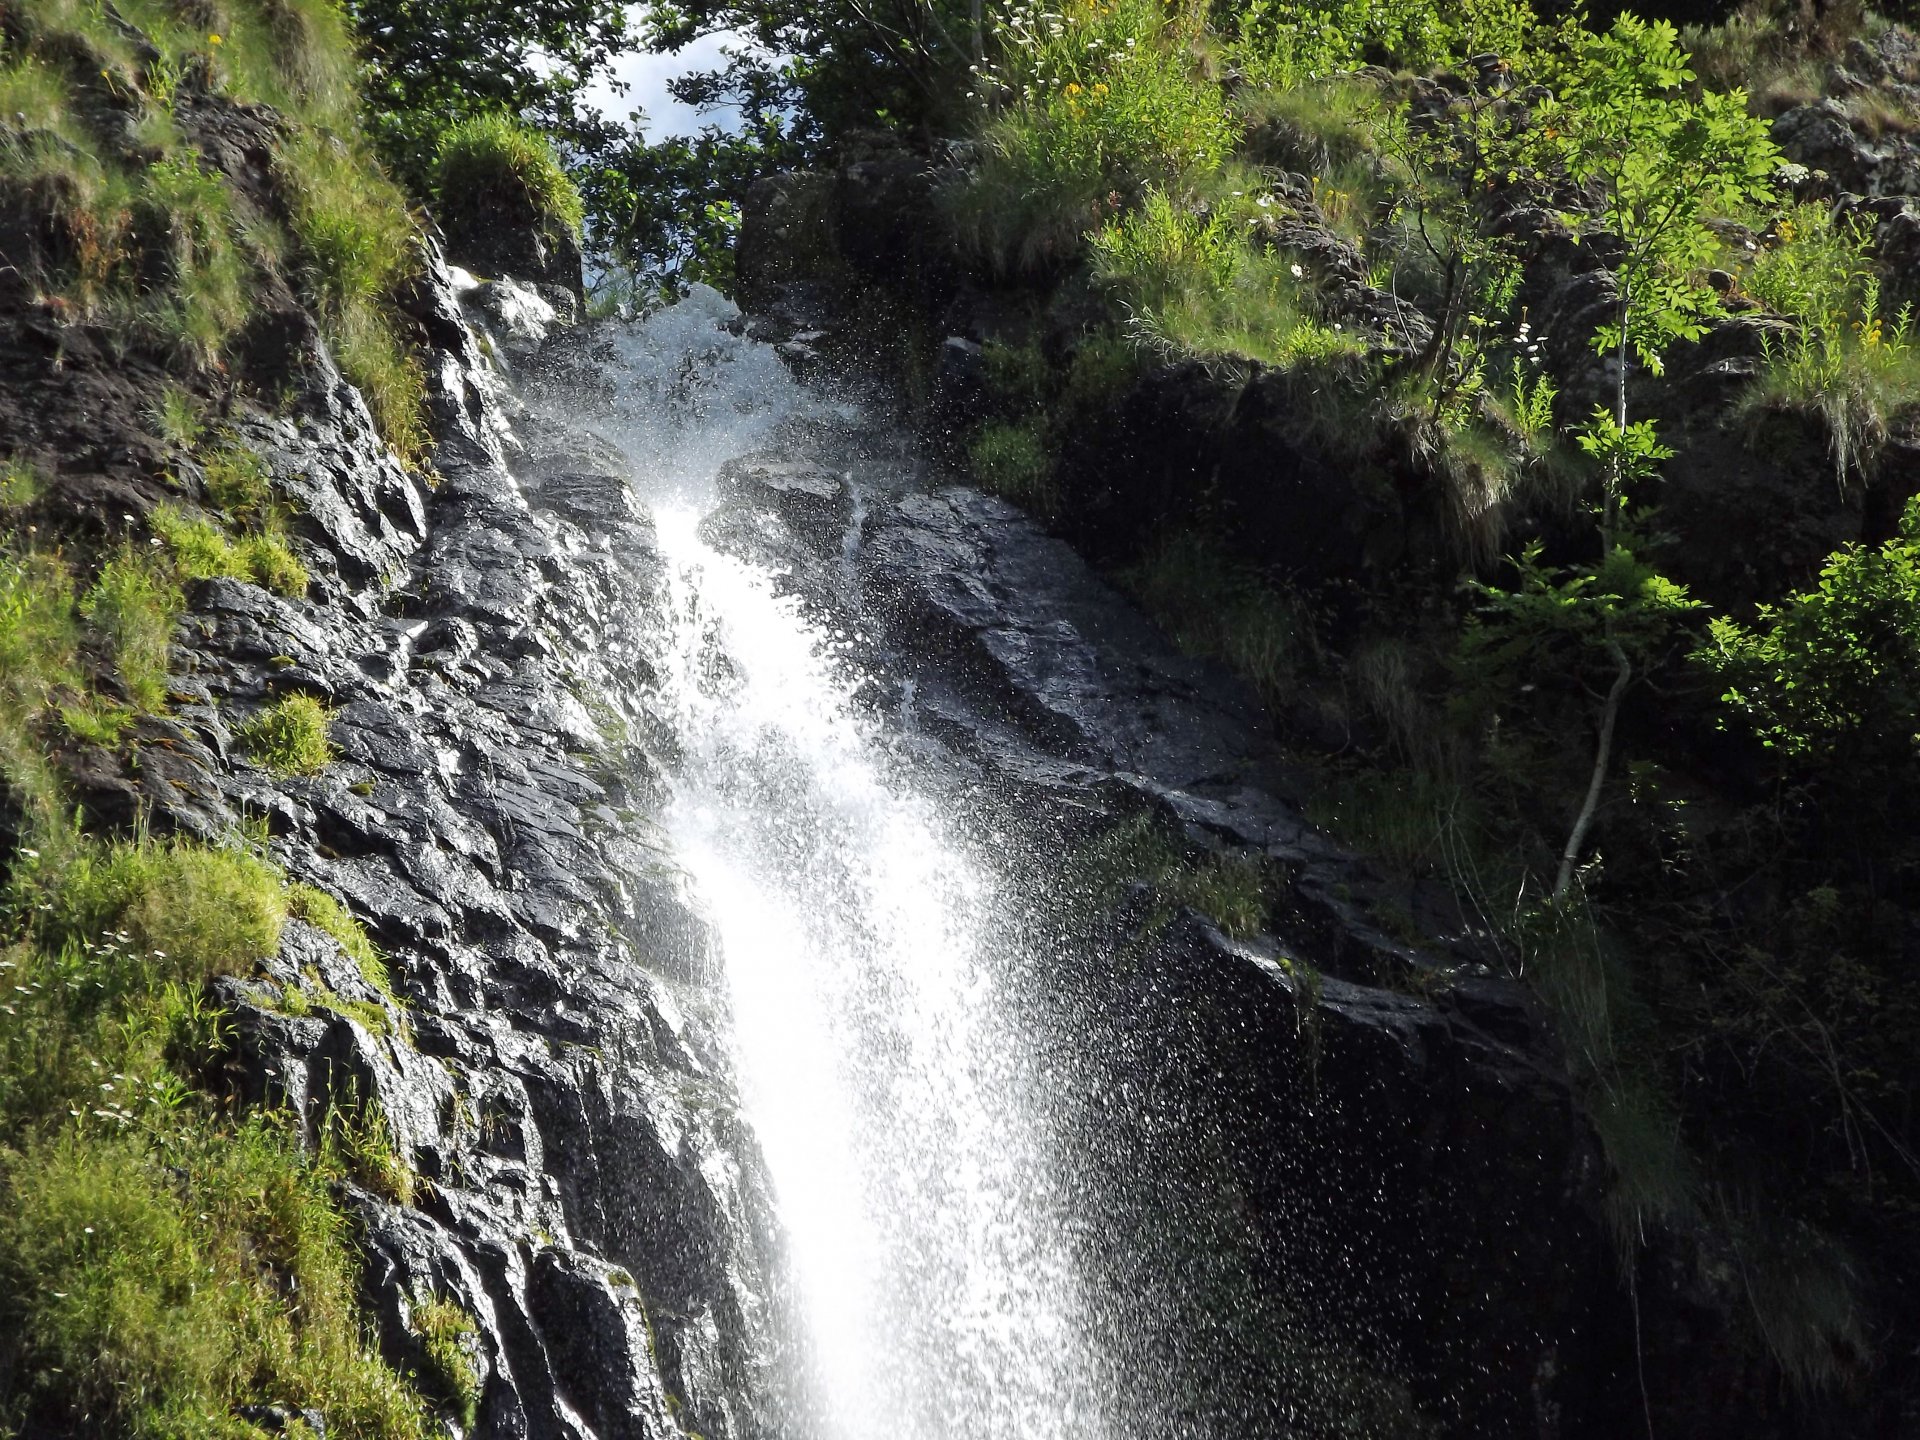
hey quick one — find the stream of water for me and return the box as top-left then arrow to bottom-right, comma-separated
573,289 -> 1121,1439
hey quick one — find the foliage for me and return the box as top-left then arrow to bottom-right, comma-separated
1121,532 -> 1319,709
238,693 -> 336,777
0,832 -> 428,1439
288,883 -> 398,1006
968,418 -> 1056,512
1736,203 -> 1920,483
577,86 -> 799,298
952,0 -> 1239,271
276,130 -> 428,466
345,0 -> 634,193
1698,496 -> 1920,768
0,0 -> 427,460
410,1296 -> 482,1430
1227,0 -> 1534,89
1092,186 -> 1364,366
152,505 -> 309,599
1542,13 -> 1780,378
80,550 -> 183,714
435,113 -> 585,242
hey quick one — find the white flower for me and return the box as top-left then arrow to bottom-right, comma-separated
1290,263 -> 1304,279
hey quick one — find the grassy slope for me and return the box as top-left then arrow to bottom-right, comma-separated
926,0 -> 1920,1413
0,2 -> 455,1435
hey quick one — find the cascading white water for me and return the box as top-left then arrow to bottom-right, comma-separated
578,289 -> 1116,1439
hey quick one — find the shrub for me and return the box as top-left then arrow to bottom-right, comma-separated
952,0 -> 1238,271
79,549 -> 183,712
1697,495 -> 1920,769
238,692 -> 335,777
1093,187 -> 1365,367
433,113 -> 585,243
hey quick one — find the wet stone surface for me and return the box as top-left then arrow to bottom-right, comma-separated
130,250 -> 792,1440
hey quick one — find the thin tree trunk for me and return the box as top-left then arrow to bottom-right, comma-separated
1555,635 -> 1632,900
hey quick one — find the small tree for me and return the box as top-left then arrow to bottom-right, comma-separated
1476,16 -> 1778,898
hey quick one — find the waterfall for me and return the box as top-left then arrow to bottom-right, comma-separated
567,288 -> 1118,1439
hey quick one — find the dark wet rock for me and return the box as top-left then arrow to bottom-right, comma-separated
30,252 -> 799,1439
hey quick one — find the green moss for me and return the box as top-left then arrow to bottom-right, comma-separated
238,693 -> 334,777
410,1296 -> 482,1430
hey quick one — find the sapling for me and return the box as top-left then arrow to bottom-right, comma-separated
1517,15 -> 1776,897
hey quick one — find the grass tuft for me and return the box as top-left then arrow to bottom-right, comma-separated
237,692 -> 334,777
433,113 -> 585,244
411,1296 -> 483,1430
969,418 -> 1058,514
152,503 -> 309,598
79,548 -> 182,713
288,882 -> 398,1006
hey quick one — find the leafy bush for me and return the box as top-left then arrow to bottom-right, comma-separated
1698,495 -> 1920,767
238,692 -> 335,777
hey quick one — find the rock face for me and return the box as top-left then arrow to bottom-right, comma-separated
46,244 -> 797,1440
681,393 -> 1619,1435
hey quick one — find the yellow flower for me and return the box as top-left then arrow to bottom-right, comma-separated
208,32 -> 222,45
1092,82 -> 1109,95
1065,82 -> 1082,95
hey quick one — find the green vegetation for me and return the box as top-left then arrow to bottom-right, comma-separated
153,504 -> 310,599
1736,202 -> 1920,482
0,0 -> 426,459
435,114 -> 584,247
968,419 -> 1056,512
289,882 -> 399,1006
81,549 -> 183,714
1121,533 -> 1317,709
238,693 -> 335,777
732,0 -> 1920,1406
0,832 -> 430,1438
410,1296 -> 483,1431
